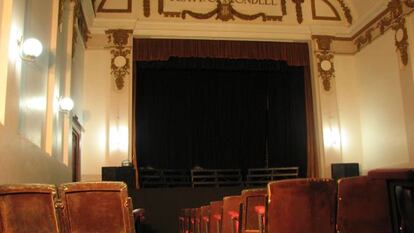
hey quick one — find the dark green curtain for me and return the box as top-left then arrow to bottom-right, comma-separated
136,57 -> 307,176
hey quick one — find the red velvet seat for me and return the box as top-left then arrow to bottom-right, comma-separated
336,176 -> 392,233
368,168 -> 414,180
267,178 -> 336,233
209,201 -> 223,233
181,208 -> 192,233
367,168 -> 414,232
190,208 -> 197,233
58,182 -> 135,233
221,196 -> 241,233
0,184 -> 60,233
201,205 -> 211,233
195,207 -> 202,233
240,188 -> 267,233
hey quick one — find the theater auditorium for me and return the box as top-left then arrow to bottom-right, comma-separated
0,0 -> 413,232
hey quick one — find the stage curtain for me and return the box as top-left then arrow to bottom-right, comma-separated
132,39 -> 318,181
135,57 -> 308,176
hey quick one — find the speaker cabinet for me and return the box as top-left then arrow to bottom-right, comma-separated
102,166 -> 136,189
331,163 -> 359,181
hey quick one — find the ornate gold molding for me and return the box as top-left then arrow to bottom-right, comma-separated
314,0 -> 412,66
74,0 -> 91,44
97,0 -> 132,13
314,36 -> 335,91
144,0 -> 150,17
336,0 -> 352,24
105,29 -> 132,90
405,0 -> 414,7
392,17 -> 409,65
158,0 -> 287,22
311,0 -> 341,21
292,0 -> 304,24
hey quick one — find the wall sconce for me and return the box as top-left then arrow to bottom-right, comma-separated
19,38 -> 43,61
59,97 -> 74,113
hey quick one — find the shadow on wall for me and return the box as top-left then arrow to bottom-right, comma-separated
0,124 -> 71,184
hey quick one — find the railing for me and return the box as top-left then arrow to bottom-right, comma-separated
138,167 -> 299,188
191,169 -> 243,187
140,169 -> 191,188
245,167 -> 299,187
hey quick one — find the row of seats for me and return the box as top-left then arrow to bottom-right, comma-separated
179,168 -> 414,233
0,182 -> 136,233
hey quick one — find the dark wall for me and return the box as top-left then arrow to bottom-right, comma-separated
130,187 -> 244,233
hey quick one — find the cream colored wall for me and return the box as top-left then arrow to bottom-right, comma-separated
335,54 -> 363,166
0,124 -> 71,184
355,31 -> 410,172
81,46 -> 132,181
0,0 -> 74,184
334,28 -> 414,174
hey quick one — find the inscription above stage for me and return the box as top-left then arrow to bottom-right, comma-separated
158,0 -> 287,22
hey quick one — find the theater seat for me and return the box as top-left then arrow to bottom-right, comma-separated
368,168 -> 414,233
240,188 -> 267,233
57,182 -> 135,233
0,184 -> 60,233
209,201 -> 223,233
201,205 -> 210,233
267,178 -> 336,233
336,176 -> 391,233
222,196 -> 241,233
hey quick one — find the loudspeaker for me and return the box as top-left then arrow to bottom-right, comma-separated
102,166 -> 136,189
331,163 -> 359,181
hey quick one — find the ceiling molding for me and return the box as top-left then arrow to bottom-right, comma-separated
312,0 -> 341,21
97,0 -> 132,13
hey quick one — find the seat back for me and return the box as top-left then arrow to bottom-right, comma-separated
201,205 -> 210,233
267,178 -> 336,233
240,188 -> 267,233
221,196 -> 241,233
0,184 -> 60,233
209,201 -> 223,233
337,176 -> 391,233
58,182 -> 135,233
368,168 -> 414,233
195,207 -> 202,233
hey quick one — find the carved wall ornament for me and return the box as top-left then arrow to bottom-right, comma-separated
105,29 -> 132,90
158,0 -> 287,22
292,0 -> 304,24
405,0 -> 414,7
316,51 -> 335,91
58,0 -> 65,29
336,0 -> 352,24
313,36 -> 335,91
97,0 -> 132,13
311,0 -> 340,21
74,0 -> 91,44
144,0 -> 150,17
315,36 -> 333,51
392,17 -> 409,66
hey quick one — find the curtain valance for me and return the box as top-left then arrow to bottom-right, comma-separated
133,39 -> 310,66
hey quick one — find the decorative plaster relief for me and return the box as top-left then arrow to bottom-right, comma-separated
313,0 -> 412,67
144,0 -> 150,17
105,29 -> 132,90
311,0 -> 341,21
97,0 -> 132,13
292,0 -> 304,24
392,17 -> 409,65
158,0 -> 287,22
314,36 -> 335,91
336,0 -> 352,24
